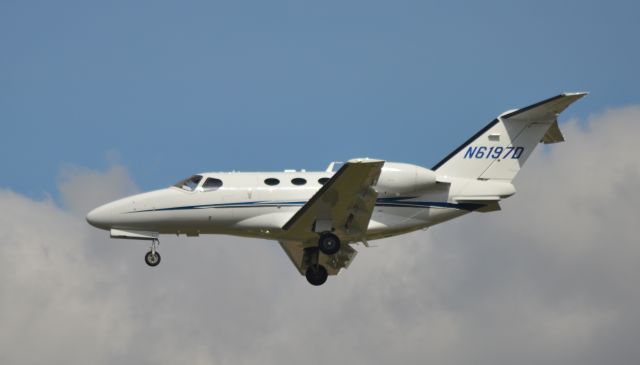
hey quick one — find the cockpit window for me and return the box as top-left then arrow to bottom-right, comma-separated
202,177 -> 223,191
173,175 -> 202,191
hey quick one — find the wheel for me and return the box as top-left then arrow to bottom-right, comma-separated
318,233 -> 341,255
145,251 -> 161,267
305,264 -> 328,286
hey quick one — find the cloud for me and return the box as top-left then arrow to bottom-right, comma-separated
0,188 -> 133,365
58,164 -> 139,216
1,106 -> 640,364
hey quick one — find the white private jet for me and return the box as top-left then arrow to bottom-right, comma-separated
87,92 -> 586,286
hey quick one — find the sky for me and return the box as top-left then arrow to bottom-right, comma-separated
1,1 -> 640,364
2,0 -> 639,198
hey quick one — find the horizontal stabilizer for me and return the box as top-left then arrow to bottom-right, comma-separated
500,92 -> 588,121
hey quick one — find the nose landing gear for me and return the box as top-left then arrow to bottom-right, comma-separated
145,239 -> 161,267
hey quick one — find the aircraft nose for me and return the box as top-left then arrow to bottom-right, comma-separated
86,189 -> 169,231
86,204 -> 116,230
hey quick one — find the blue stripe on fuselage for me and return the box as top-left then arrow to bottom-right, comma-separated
130,197 -> 484,213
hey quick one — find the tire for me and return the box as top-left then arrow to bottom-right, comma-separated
305,264 -> 328,286
145,251 -> 161,267
318,233 -> 341,255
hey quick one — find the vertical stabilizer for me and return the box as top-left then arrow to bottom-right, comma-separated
432,92 -> 587,181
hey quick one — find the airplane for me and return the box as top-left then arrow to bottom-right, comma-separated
87,92 -> 587,286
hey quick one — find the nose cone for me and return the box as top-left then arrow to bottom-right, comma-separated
86,204 -> 115,230
86,189 -> 171,231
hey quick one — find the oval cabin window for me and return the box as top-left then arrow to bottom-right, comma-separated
291,178 -> 307,186
202,177 -> 223,191
318,177 -> 330,185
264,178 -> 280,186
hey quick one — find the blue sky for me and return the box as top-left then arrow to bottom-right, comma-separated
2,0 -> 638,200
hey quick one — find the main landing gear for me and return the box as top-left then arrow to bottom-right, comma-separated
304,233 -> 341,286
145,239 -> 161,267
306,263 -> 328,286
318,232 -> 341,255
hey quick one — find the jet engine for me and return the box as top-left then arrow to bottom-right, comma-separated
375,162 -> 437,197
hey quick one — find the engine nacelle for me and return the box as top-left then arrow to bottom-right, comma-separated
376,162 -> 437,197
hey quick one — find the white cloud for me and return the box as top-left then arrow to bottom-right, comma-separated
1,106 -> 640,364
58,164 -> 139,216
0,190 -> 133,365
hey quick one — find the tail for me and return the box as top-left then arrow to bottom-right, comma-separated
432,92 -> 587,181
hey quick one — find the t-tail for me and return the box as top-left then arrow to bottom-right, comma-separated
432,92 -> 588,181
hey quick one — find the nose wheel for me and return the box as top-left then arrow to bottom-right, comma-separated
145,239 -> 161,267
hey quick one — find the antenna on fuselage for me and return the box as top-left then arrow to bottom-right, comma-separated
326,161 -> 343,172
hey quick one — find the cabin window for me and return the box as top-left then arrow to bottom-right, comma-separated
291,178 -> 307,186
318,177 -> 330,185
264,178 -> 280,186
173,175 -> 202,191
202,177 -> 223,191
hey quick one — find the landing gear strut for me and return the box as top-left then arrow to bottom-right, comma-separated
145,239 -> 161,267
303,247 -> 328,286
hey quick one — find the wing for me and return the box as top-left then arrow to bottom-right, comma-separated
279,240 -> 358,275
282,159 -> 385,241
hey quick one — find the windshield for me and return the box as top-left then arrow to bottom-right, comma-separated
173,175 -> 203,191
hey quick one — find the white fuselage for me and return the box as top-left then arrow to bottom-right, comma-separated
86,162 -> 514,245
84,92 -> 585,285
